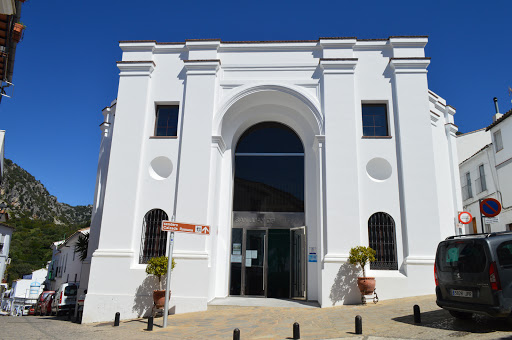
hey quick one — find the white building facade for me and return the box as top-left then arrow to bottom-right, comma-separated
457,108 -> 512,234
46,229 -> 89,291
82,36 -> 462,323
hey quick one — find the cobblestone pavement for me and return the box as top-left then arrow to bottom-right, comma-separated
1,295 -> 512,339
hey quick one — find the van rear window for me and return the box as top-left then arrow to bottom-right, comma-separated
437,242 -> 487,273
497,241 -> 512,267
64,285 -> 77,296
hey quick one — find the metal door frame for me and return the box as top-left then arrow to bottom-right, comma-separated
239,227 -> 268,297
290,226 -> 307,300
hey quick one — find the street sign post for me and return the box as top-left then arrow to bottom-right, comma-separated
458,211 -> 472,224
161,220 -> 210,328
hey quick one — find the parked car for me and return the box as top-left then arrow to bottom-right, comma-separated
28,305 -> 35,315
40,292 -> 54,316
22,304 -> 31,316
435,232 -> 512,319
34,291 -> 54,316
51,283 -> 77,316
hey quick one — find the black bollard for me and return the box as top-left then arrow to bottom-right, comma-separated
355,315 -> 362,334
413,305 -> 421,323
114,312 -> 120,327
233,328 -> 240,340
147,316 -> 154,331
293,322 -> 300,339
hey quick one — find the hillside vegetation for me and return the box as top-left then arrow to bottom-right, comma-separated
0,159 -> 92,284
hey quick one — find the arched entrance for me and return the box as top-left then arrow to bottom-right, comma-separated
229,122 -> 306,299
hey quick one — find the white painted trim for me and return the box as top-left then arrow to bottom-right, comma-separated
404,256 -> 435,265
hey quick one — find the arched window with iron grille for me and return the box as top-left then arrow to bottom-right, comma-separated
139,209 -> 168,264
368,212 -> 398,270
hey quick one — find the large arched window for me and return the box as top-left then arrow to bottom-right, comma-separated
139,209 -> 168,264
368,212 -> 398,270
233,122 -> 304,212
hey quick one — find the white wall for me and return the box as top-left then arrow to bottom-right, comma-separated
457,128 -> 492,162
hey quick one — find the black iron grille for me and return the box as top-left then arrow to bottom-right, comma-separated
368,212 -> 398,270
139,209 -> 168,264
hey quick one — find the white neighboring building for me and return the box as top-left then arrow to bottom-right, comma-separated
10,268 -> 47,299
46,240 -> 64,290
82,36 -> 462,323
457,106 -> 512,234
46,228 -> 89,291
0,222 -> 13,283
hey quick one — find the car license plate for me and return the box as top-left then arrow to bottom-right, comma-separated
452,289 -> 473,298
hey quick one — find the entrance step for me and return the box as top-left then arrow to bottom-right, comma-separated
208,297 -> 319,308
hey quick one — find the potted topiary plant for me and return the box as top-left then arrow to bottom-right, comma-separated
348,246 -> 377,296
145,256 -> 176,308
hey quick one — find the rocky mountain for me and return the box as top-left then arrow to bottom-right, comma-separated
0,159 -> 92,224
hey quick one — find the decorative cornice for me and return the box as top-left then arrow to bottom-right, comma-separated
319,37 -> 357,48
185,39 -> 221,50
446,105 -> 456,116
315,135 -> 325,143
184,59 -> 221,75
319,58 -> 358,74
389,58 -> 430,74
404,255 -> 434,265
117,61 -> 155,77
389,36 -> 428,48
92,249 -> 134,258
172,251 -> 209,260
445,122 -> 459,136
212,135 -> 226,154
323,253 -> 348,263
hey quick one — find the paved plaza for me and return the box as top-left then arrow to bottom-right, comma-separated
1,295 -> 512,339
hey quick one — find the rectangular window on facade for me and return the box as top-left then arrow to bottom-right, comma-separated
74,273 -> 77,283
154,105 -> 179,137
362,104 -> 389,137
66,274 -> 69,283
462,172 -> 473,200
494,130 -> 503,152
478,164 -> 487,193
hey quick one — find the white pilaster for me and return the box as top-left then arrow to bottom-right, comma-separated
319,58 -> 360,256
390,57 -> 441,261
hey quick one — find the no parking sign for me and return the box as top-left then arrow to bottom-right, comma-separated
480,198 -> 502,217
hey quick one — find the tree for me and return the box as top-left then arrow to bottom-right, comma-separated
74,233 -> 89,262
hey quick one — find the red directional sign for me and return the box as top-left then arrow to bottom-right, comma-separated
161,221 -> 210,235
480,198 -> 502,218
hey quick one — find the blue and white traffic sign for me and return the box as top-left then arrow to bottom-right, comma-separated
480,198 -> 502,217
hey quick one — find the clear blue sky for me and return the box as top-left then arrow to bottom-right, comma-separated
1,0 -> 511,206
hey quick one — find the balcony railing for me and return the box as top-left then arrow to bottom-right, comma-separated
475,176 -> 487,194
462,184 -> 473,201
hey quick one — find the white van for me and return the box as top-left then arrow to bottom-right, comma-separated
51,283 -> 77,316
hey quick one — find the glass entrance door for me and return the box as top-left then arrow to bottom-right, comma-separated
244,230 -> 266,296
230,226 -> 306,298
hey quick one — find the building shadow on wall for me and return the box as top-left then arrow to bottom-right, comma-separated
329,263 -> 360,306
132,276 -> 158,318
